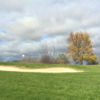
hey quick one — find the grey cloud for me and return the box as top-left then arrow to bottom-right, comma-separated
0,0 -> 24,13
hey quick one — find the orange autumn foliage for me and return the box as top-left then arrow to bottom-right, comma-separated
66,31 -> 98,65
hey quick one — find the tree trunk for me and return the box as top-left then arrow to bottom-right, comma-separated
80,60 -> 83,65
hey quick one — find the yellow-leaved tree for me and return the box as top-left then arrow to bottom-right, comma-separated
53,54 -> 69,64
66,31 -> 98,65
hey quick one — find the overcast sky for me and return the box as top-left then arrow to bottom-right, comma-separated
0,0 -> 100,61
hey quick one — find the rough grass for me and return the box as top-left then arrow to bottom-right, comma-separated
0,62 -> 100,100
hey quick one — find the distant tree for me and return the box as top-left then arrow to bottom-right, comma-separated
53,54 -> 69,64
12,60 -> 19,62
66,31 -> 98,65
86,60 -> 98,65
37,58 -> 41,63
20,56 -> 40,63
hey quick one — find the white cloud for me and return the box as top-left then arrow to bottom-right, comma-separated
5,17 -> 42,41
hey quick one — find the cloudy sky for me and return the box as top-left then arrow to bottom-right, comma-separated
0,0 -> 100,61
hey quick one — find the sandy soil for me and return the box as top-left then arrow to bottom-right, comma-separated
0,65 -> 84,73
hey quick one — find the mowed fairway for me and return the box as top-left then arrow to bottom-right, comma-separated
0,62 -> 100,100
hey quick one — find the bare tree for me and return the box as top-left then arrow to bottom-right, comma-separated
40,43 -> 56,63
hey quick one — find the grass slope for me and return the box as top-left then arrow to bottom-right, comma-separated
0,62 -> 100,100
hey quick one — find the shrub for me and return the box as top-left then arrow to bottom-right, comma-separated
41,54 -> 52,63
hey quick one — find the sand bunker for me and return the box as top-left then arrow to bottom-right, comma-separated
0,66 -> 84,73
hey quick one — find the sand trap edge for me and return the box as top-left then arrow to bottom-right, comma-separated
0,66 -> 84,73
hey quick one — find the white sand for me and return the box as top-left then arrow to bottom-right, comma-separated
0,66 -> 84,73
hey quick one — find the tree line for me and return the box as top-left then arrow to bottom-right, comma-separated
19,31 -> 98,65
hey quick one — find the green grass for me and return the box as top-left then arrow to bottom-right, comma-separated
0,62 -> 100,100
0,62 -> 91,71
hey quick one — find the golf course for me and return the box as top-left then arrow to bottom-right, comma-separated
0,62 -> 100,100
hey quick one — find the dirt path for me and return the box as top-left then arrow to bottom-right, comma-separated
0,65 -> 84,73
